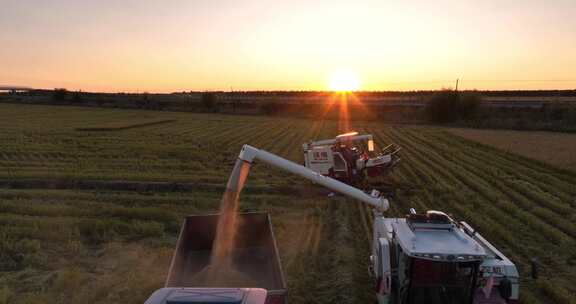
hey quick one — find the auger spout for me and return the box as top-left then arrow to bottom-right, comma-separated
236,144 -> 389,211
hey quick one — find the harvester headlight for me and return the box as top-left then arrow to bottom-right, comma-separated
368,139 -> 375,152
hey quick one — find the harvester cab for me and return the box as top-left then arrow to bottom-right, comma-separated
302,132 -> 400,184
372,209 -> 519,304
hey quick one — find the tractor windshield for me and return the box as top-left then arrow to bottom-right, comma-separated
407,259 -> 479,304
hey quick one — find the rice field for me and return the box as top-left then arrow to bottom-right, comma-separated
0,103 -> 575,304
445,128 -> 576,171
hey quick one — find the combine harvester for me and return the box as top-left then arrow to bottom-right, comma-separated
302,132 -> 400,184
146,144 -> 519,304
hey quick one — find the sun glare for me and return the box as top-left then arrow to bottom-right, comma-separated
328,71 -> 360,92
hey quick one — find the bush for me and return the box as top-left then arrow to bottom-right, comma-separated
72,91 -> 82,103
201,92 -> 217,110
457,93 -> 481,119
425,90 -> 481,123
52,88 -> 68,101
260,102 -> 283,115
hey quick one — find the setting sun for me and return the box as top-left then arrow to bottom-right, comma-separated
328,71 -> 360,92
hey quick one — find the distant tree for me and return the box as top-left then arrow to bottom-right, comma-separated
566,108 -> 576,124
140,92 -> 150,109
157,101 -> 167,111
425,90 -> 481,123
261,102 -> 282,115
425,90 -> 459,123
73,91 -> 82,103
52,88 -> 68,101
457,93 -> 481,119
201,92 -> 216,110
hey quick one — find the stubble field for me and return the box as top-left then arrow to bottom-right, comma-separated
445,128 -> 576,171
0,103 -> 575,304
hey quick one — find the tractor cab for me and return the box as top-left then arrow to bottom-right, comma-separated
334,133 -> 370,166
373,210 -> 518,304
393,211 -> 485,304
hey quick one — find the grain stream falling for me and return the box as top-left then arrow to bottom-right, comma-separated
195,159 -> 252,285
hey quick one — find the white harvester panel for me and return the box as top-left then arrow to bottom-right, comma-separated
304,146 -> 334,175
375,238 -> 392,297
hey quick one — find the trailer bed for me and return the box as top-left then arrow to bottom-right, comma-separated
165,212 -> 287,303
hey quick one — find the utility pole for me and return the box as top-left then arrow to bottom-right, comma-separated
455,78 -> 459,91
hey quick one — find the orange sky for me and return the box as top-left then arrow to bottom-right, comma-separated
1,0 -> 575,92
